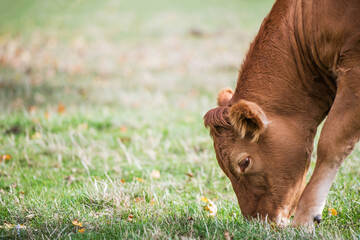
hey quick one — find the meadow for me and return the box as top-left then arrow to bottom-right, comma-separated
0,0 -> 359,239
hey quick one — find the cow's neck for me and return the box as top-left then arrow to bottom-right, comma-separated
232,0 -> 336,130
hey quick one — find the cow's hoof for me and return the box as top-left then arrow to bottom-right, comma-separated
313,215 -> 322,224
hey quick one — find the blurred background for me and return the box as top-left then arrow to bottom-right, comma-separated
0,0 -> 274,207
0,0 -> 273,112
0,0 -> 277,235
0,0 -> 274,179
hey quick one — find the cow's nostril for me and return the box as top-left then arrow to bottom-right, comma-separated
313,215 -> 322,224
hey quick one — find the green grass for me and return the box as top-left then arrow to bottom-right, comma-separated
0,0 -> 359,239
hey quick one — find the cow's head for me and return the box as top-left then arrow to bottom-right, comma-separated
204,88 -> 310,226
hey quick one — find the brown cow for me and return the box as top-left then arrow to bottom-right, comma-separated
204,0 -> 360,227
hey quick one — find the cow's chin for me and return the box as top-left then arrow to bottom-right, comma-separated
258,194 -> 302,227
244,206 -> 294,227
233,179 -> 303,228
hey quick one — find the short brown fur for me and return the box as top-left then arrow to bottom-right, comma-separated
204,0 -> 360,226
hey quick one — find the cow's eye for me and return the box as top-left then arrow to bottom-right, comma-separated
239,157 -> 251,172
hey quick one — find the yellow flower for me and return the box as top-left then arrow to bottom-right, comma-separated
0,154 -> 11,162
136,177 -> 146,183
329,208 -> 338,216
202,198 -> 217,217
72,219 -> 83,227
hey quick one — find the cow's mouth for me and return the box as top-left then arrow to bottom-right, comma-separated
275,213 -> 290,227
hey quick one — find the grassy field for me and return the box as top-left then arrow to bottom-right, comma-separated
0,0 -> 359,239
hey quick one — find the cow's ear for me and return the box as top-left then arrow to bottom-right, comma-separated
229,100 -> 268,142
217,88 -> 233,107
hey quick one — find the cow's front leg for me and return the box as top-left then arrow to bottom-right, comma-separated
293,65 -> 360,227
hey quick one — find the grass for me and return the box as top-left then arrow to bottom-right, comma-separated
0,0 -> 359,239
